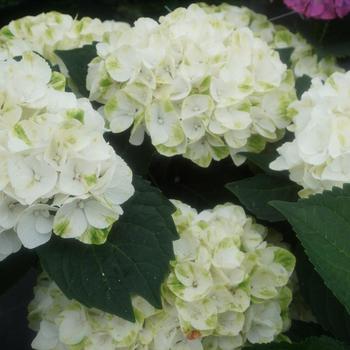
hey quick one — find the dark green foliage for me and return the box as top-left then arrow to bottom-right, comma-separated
272,185 -> 350,316
56,44 -> 97,97
277,47 -> 294,66
296,75 -> 312,99
226,174 -> 299,222
295,245 -> 350,343
38,176 -> 178,321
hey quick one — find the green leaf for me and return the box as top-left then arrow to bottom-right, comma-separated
226,174 -> 299,222
249,336 -> 350,350
277,47 -> 294,66
38,176 -> 178,321
295,75 -> 312,99
295,244 -> 350,343
56,44 -> 96,97
271,185 -> 350,315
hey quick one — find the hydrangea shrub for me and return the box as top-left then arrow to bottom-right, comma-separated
0,2 -> 350,350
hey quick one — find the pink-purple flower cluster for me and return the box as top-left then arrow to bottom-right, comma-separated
284,0 -> 350,19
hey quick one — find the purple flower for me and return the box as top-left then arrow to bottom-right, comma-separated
284,0 -> 350,19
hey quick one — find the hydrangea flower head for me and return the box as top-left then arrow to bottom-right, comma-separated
0,51 -> 134,260
270,71 -> 350,197
284,0 -> 350,20
0,12 -> 130,63
199,3 -> 342,80
88,4 -> 296,167
28,200 -> 295,349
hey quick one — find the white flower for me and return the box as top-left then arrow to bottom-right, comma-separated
7,155 -> 58,205
176,297 -> 218,333
58,309 -> 90,345
244,301 -> 283,344
92,153 -> 135,212
270,71 -> 350,197
216,311 -> 245,336
87,4 -> 295,167
0,51 -> 51,105
31,320 -> 60,350
212,237 -> 245,270
202,335 -> 243,350
104,91 -> 143,133
0,51 -> 134,257
181,95 -> 213,120
168,262 -> 213,302
109,316 -> 141,346
0,229 -> 21,262
53,198 -> 117,242
16,204 -> 54,249
146,100 -> 184,146
0,193 -> 25,229
105,45 -> 141,82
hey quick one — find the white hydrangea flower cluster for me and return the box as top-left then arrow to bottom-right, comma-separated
270,71 -> 350,197
28,201 -> 295,350
87,4 -> 296,167
0,51 -> 134,261
199,3 -> 342,80
0,11 -> 130,63
165,201 -> 295,348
